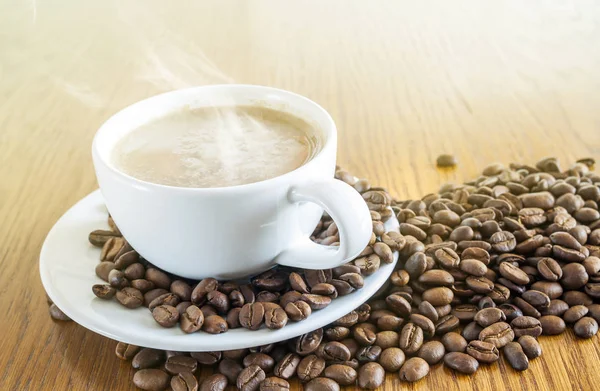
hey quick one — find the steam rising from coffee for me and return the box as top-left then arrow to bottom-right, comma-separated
9,0 -> 322,186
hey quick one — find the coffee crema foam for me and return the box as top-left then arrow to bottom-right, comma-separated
111,106 -> 321,188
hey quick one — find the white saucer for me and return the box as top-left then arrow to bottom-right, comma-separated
40,190 -> 399,351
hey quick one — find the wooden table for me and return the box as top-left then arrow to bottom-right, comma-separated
1,0 -> 600,389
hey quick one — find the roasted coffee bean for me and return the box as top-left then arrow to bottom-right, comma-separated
260,377 -> 289,391
498,304 -> 523,322
479,322 -> 514,348
444,352 -> 479,374
296,355 -> 325,382
203,315 -> 228,334
409,313 -> 435,337
165,355 -> 198,375
563,290 -> 593,306
152,305 -> 179,327
490,231 -> 517,252
422,287 -> 453,306
541,299 -> 569,317
264,306 -> 288,330
553,245 -> 586,263
538,315 -> 566,335
518,335 -> 542,359
441,332 -> 467,353
435,248 -> 461,268
223,349 -> 249,361
374,330 -> 399,349
93,284 -> 116,300
574,317 -> 599,338
405,252 -> 427,277
530,281 -> 563,300
170,280 -> 192,302
399,323 -> 424,354
95,262 -> 116,282
522,290 -> 551,309
190,351 -> 221,366
190,278 -> 218,305
418,269 -> 454,286
200,374 -> 228,391
474,308 -> 506,327
108,269 -> 129,289
355,345 -> 382,363
114,250 -> 139,270
304,377 -> 340,391
116,287 -> 143,309
385,293 -> 412,317
460,259 -> 488,277
301,294 -> 332,310
563,305 -> 589,323
377,315 -> 404,331
325,327 -> 350,341
357,362 -> 385,389
115,342 -> 140,360
513,297 -> 541,318
180,305 -> 204,333
435,314 -> 460,335
132,348 -> 164,369
239,303 -> 265,330
536,257 -> 563,281
323,364 -> 357,385
219,359 -> 244,384
562,263 -> 589,291
462,322 -> 484,342
399,357 -> 430,382
123,263 -> 145,280
89,229 -> 120,247
466,340 -> 499,363
380,347 -> 406,371
416,341 -> 444,365
148,292 -> 180,311
243,353 -> 276,373
319,342 -> 351,362
295,329 -> 323,355
285,300 -> 311,321
511,316 -> 542,338
418,301 -> 439,322
504,342 -> 529,371
132,279 -> 155,293
237,365 -> 266,391
145,268 -> 171,290
100,237 -> 125,262
498,262 -> 530,285
171,372 -> 198,391
133,369 -> 170,391
274,353 -> 301,379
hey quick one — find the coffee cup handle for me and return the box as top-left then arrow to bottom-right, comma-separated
275,179 -> 372,270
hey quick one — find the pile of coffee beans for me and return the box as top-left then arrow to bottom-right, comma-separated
76,157 -> 600,390
88,186 -> 394,334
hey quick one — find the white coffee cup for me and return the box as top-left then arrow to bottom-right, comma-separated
92,85 -> 372,279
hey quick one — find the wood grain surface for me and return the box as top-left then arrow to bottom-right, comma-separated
1,0 -> 600,390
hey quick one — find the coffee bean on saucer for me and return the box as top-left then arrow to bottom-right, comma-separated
124,263 -> 146,280
285,301 -> 312,321
132,279 -> 155,293
240,303 -> 265,330
100,237 -> 125,262
89,229 -> 120,247
116,287 -> 143,309
265,306 -> 288,329
108,269 -> 129,289
133,369 -> 170,391
200,374 -> 228,391
203,315 -> 228,334
149,293 -> 180,311
171,371 -> 198,391
152,305 -> 180,328
114,250 -> 139,269
171,280 -> 193,301
92,284 -> 116,299
145,268 -> 171,290
95,261 -> 116,281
